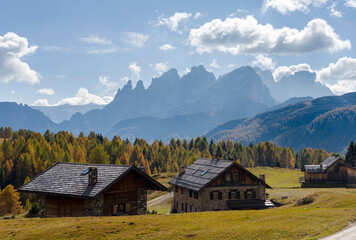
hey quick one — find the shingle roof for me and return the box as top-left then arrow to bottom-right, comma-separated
19,163 -> 166,198
303,156 -> 341,173
168,158 -> 271,192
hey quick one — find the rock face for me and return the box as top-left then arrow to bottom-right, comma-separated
206,92 -> 356,152
255,68 -> 333,102
59,65 -> 276,136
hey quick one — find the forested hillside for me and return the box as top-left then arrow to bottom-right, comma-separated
0,127 -> 331,189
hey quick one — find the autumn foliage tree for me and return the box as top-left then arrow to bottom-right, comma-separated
0,184 -> 23,216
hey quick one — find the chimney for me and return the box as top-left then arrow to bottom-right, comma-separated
88,167 -> 98,186
138,163 -> 146,173
259,174 -> 265,182
320,164 -> 323,172
179,165 -> 185,175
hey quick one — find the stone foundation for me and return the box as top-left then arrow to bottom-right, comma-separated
85,194 -> 104,216
137,189 -> 147,215
39,195 -> 46,218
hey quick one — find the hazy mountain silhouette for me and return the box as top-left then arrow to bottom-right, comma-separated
255,68 -> 333,102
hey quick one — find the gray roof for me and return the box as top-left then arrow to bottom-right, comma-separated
303,156 -> 341,173
168,158 -> 271,192
19,163 -> 166,198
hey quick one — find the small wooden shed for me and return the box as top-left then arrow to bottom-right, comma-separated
302,156 -> 356,186
19,163 -> 166,217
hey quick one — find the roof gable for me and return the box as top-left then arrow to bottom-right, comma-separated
19,163 -> 166,198
168,158 -> 271,191
302,156 -> 345,173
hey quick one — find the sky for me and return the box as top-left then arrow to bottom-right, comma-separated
0,0 -> 356,106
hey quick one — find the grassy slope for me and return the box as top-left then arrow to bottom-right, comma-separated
2,167 -> 355,240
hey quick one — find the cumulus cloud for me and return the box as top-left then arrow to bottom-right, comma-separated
129,61 -> 141,81
32,99 -> 50,106
159,44 -> 176,50
193,12 -> 202,19
0,32 -> 41,85
273,63 -> 313,81
98,76 -> 119,94
251,54 -> 275,70
80,35 -> 112,45
189,16 -> 351,55
209,58 -> 220,69
329,2 -> 342,17
124,32 -> 148,48
37,88 -> 55,95
157,12 -> 192,32
345,0 -> 356,8
153,62 -> 169,75
262,0 -> 328,14
316,57 -> 356,95
32,88 -> 113,106
57,88 -> 113,105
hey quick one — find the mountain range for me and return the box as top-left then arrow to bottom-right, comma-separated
2,65 -> 352,152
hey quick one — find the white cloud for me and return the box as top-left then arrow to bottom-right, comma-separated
209,58 -> 220,69
157,12 -> 192,32
159,44 -> 176,51
98,75 -> 119,94
193,12 -> 202,19
129,61 -> 141,81
179,68 -> 191,76
80,35 -> 112,45
11,90 -> 15,94
273,63 -> 313,81
329,2 -> 342,17
189,16 -> 351,55
37,88 -> 55,95
0,32 -> 41,85
32,99 -> 50,106
228,64 -> 236,68
124,32 -> 148,48
153,62 -> 169,75
316,57 -> 356,95
121,76 -> 130,85
262,0 -> 328,14
57,88 -> 113,105
345,0 -> 356,8
251,54 -> 275,70
86,47 -> 119,55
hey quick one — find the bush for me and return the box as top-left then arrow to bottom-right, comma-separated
28,202 -> 39,215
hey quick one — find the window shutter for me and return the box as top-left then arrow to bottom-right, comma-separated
228,192 -> 231,199
210,192 -> 213,200
218,192 -> 222,200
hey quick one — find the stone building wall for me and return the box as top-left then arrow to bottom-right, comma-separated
199,185 -> 263,211
85,194 -> 104,216
172,187 -> 200,213
39,195 -> 46,218
137,188 -> 147,215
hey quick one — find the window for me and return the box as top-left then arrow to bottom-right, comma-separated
112,205 -> 118,215
185,204 -> 188,212
175,186 -> 178,193
228,191 -> 240,199
210,191 -> 222,200
189,190 -> 193,198
244,189 -> 256,199
181,187 -> 184,194
225,173 -> 231,182
194,192 -> 199,200
190,205 -> 192,212
176,201 -> 179,209
232,173 -> 239,182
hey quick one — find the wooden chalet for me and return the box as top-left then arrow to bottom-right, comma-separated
168,158 -> 273,213
302,156 -> 356,187
19,163 -> 166,217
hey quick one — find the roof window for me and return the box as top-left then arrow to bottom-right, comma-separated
201,170 -> 208,175
192,168 -> 199,174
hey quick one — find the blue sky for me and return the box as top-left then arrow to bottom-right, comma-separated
0,0 -> 356,106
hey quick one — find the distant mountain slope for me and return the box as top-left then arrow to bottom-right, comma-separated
0,102 -> 57,132
206,93 -> 356,152
255,68 -> 333,102
106,112 -> 220,142
61,65 -> 276,135
33,104 -> 105,123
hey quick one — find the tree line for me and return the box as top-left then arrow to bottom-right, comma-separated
0,127 -> 334,191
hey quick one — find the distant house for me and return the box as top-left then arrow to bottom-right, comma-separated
19,163 -> 166,217
168,158 -> 273,213
302,156 -> 356,187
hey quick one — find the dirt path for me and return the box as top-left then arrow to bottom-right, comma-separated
321,223 -> 356,240
147,192 -> 173,207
